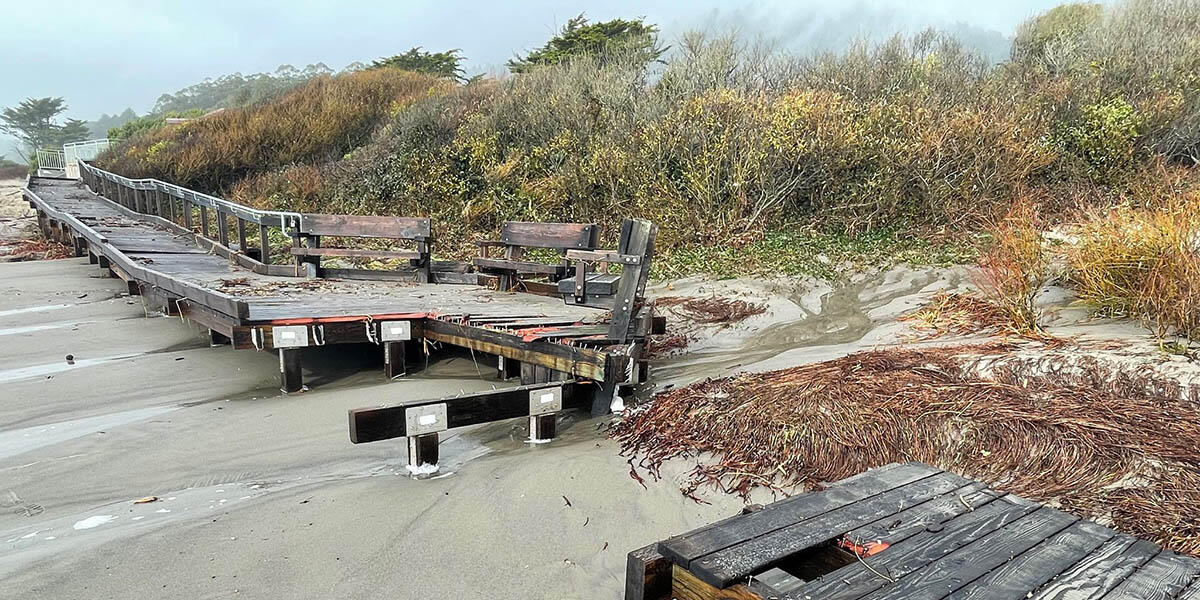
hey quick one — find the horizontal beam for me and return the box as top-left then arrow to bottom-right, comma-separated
421,318 -> 609,381
348,380 -> 593,443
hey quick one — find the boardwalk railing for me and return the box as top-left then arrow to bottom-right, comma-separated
63,139 -> 112,178
35,148 -> 66,177
78,160 -> 305,275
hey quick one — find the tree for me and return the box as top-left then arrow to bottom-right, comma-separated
507,14 -> 665,73
370,47 -> 466,82
0,97 -> 72,158
52,119 -> 91,147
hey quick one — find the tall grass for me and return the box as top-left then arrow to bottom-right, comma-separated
1067,197 -> 1200,341
97,68 -> 449,191
976,199 -> 1049,334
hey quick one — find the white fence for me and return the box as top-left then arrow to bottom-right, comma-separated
35,148 -> 66,177
63,139 -> 111,178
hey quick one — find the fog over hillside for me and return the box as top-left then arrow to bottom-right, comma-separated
0,0 -> 1058,161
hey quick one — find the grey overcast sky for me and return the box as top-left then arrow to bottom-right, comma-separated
3,0 -> 1063,136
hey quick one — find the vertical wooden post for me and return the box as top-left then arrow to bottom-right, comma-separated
304,235 -> 321,277
168,193 -> 177,223
279,348 -> 303,393
236,218 -> 248,253
216,210 -> 230,247
384,340 -> 406,379
407,433 -> 439,475
199,205 -> 210,237
87,250 -> 98,264
497,355 -> 520,380
183,199 -> 192,230
258,223 -> 271,264
529,414 -> 556,441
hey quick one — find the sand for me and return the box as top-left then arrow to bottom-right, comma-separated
1,253 -> 1183,598
0,258 -> 752,599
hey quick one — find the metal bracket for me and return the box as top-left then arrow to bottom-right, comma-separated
271,325 -> 309,348
379,320 -> 412,342
311,324 -> 326,346
529,386 -> 563,416
405,403 -> 448,436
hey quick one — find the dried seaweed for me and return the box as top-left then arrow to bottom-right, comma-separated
5,239 -> 73,261
612,341 -> 1200,556
655,295 -> 766,326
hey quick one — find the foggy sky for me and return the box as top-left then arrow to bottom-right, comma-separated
1,0 -> 1065,157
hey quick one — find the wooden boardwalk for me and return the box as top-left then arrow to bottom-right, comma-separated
23,166 -> 657,420
628,462 -> 1200,600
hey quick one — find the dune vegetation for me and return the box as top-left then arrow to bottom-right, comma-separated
96,0 -> 1200,338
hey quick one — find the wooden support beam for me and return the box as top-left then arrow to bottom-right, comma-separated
422,318 -> 608,381
625,544 -> 672,600
348,380 -> 591,444
384,340 -> 406,379
529,413 -> 556,441
279,348 -> 303,393
209,329 -> 232,346
498,355 -> 520,380
670,565 -> 760,600
199,205 -> 210,238
407,433 -> 439,476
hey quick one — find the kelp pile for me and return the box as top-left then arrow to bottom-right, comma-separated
613,341 -> 1200,555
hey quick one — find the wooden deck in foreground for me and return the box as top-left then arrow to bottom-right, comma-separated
23,168 -> 657,423
627,462 -> 1200,600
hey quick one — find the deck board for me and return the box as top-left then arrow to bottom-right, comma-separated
641,463 -> 1200,600
27,178 -> 601,326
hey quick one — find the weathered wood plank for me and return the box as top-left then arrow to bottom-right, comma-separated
626,543 -> 673,600
945,520 -> 1115,600
670,564 -> 761,600
298,214 -> 431,239
659,462 -> 940,569
500,221 -> 599,249
690,471 -> 972,587
861,508 -> 1079,600
1094,551 -> 1200,600
1030,537 -> 1161,600
348,380 -> 591,443
783,494 -> 1041,600
289,247 -> 422,259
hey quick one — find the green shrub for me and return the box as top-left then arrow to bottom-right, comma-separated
1056,96 -> 1145,182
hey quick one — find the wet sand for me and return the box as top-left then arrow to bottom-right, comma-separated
0,258 -> 748,599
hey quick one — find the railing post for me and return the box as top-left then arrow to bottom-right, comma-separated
236,218 -> 247,253
199,205 -> 210,237
183,198 -> 192,230
259,223 -> 271,264
216,209 -> 230,247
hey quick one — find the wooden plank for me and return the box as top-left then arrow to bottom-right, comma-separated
472,257 -> 566,276
671,565 -> 761,600
660,463 -> 939,569
783,494 -> 1041,600
421,318 -> 609,381
1030,537 -> 1161,600
298,214 -> 431,239
626,543 -> 673,600
1179,580 -> 1200,600
1095,551 -> 1200,600
690,471 -> 972,587
945,520 -> 1115,600
348,380 -> 592,443
290,247 -> 422,259
500,221 -> 599,249
861,507 -> 1079,600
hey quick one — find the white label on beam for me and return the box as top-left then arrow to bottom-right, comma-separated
380,321 -> 412,342
272,325 -> 309,348
529,386 -> 563,416
405,403 -> 448,436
